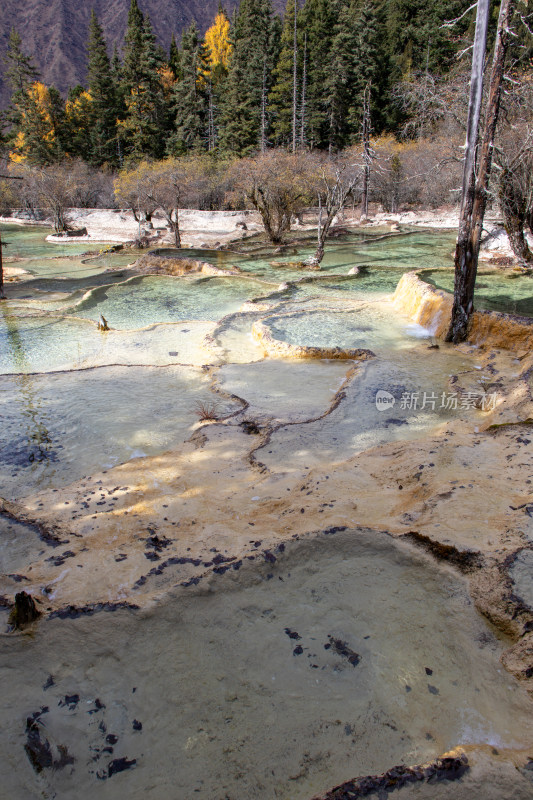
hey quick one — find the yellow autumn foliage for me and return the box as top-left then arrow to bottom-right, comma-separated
65,90 -> 94,132
158,66 -> 176,98
9,82 -> 56,163
204,12 -> 232,72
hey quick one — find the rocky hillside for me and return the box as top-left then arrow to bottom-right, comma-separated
0,0 -> 283,109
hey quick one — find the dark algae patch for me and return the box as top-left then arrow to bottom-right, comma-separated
24,713 -> 75,774
97,757 -> 137,780
314,753 -> 469,799
325,635 -> 361,667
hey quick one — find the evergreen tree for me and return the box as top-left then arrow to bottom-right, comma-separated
10,82 -> 61,164
166,23 -> 209,155
385,0 -> 470,80
203,9 -> 233,151
120,10 -> 167,159
86,10 -> 119,165
3,28 -> 39,129
219,0 -> 281,155
64,85 -> 94,158
269,0 -> 301,147
169,33 -> 181,79
299,0 -> 340,149
325,0 -> 381,150
122,0 -> 145,91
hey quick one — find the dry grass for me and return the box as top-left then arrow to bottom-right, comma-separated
194,401 -> 219,421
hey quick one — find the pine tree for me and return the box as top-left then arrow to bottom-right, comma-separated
167,23 -> 209,155
325,0 -> 381,150
64,85 -> 94,158
299,0 -> 340,149
3,28 -> 39,129
385,0 -> 470,80
10,82 -> 60,164
86,10 -> 119,165
219,0 -> 281,155
120,10 -> 167,159
203,9 -> 233,151
169,34 -> 181,79
269,0 -> 301,147
122,0 -> 145,91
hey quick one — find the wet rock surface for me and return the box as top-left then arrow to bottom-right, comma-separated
1,529 -> 532,799
2,224 -> 533,798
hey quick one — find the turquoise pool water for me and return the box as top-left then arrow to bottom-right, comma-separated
71,275 -> 276,329
0,222 -> 510,499
421,268 -> 533,318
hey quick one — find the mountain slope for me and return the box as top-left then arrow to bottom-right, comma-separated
0,0 -> 284,109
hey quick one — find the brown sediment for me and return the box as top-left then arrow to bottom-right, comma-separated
401,531 -> 484,573
132,252 -> 240,277
312,751 -> 469,799
0,499 -> 70,547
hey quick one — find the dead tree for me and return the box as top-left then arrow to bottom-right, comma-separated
300,33 -> 307,148
499,164 -> 533,265
303,157 -> 360,268
360,84 -> 372,219
260,57 -> 268,154
447,0 -> 516,343
292,0 -> 299,153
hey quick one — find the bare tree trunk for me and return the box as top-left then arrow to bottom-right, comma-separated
300,33 -> 307,149
173,208 -> 181,248
208,82 -> 215,152
260,58 -> 267,154
292,0 -> 298,153
499,167 -> 533,266
361,84 -> 371,219
447,0 -> 514,342
506,224 -> 533,265
0,230 -> 5,300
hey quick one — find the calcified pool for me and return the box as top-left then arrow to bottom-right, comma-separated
1,223 -> 532,799
1,529 -> 531,800
421,268 -> 533,318
0,224 -> 474,502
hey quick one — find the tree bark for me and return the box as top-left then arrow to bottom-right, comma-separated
499,168 -> 533,266
292,0 -> 298,153
172,209 -> 181,248
300,33 -> 307,148
0,229 -> 5,300
361,84 -> 371,219
447,0 -> 515,343
506,223 -> 533,265
260,58 -> 267,154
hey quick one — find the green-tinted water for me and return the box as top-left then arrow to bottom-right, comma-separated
71,274 -> 276,329
422,268 -> 533,318
0,223 -> 494,498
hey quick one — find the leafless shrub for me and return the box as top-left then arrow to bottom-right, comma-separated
194,401 -> 219,421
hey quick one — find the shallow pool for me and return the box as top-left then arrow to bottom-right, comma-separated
421,268 -> 533,318
0,529 -> 530,800
72,275 -> 276,329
